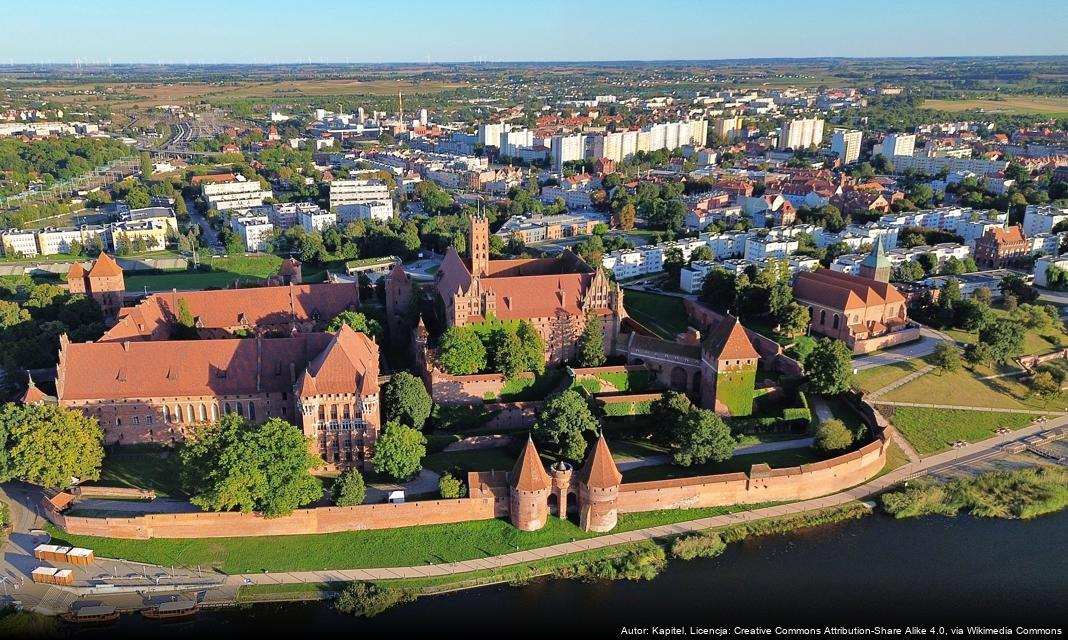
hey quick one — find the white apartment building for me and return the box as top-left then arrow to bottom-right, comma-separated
550,133 -> 586,170
260,201 -> 322,229
712,116 -> 743,140
880,133 -> 916,158
1022,205 -> 1068,237
201,176 -> 273,211
299,208 -> 337,233
1,229 -> 40,257
477,123 -> 505,147
743,235 -> 799,261
830,129 -> 862,164
36,226 -> 108,256
499,129 -> 535,158
231,215 -> 275,252
540,184 -> 594,209
777,117 -> 825,151
1035,255 -> 1068,288
680,256 -> 817,294
339,200 -> 393,224
330,179 -> 392,220
890,155 -> 1007,176
1030,232 -> 1066,256
697,230 -> 749,258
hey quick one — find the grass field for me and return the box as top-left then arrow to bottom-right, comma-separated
622,290 -> 691,339
621,447 -> 830,483
886,407 -> 1038,456
923,96 -> 1068,117
853,359 -> 928,394
879,365 -> 1066,412
124,254 -> 284,291
85,445 -> 184,497
44,500 -> 775,574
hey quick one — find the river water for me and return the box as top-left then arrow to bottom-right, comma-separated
69,510 -> 1068,637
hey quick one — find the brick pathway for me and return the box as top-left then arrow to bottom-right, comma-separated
225,420 -> 1068,588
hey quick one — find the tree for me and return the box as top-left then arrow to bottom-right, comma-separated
670,407 -> 734,466
532,390 -> 598,461
700,267 -> 737,313
955,299 -> 993,332
779,301 -> 811,337
516,320 -> 546,374
814,418 -> 854,452
179,415 -> 322,517
932,343 -> 961,374
326,310 -> 384,340
978,319 -> 1026,364
382,371 -> 432,430
333,468 -> 367,507
973,286 -> 993,306
438,472 -> 467,498
1029,371 -> 1061,397
651,390 -> 694,423
173,297 -> 199,340
0,403 -> 104,488
939,277 -> 962,311
438,326 -> 487,375
806,338 -> 854,395
615,203 -> 636,230
663,247 -> 685,281
576,310 -> 606,367
489,327 -> 527,379
372,421 -> 427,481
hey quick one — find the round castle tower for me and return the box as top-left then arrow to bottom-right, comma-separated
577,435 -> 623,533
508,437 -> 552,531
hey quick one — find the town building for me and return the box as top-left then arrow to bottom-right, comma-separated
973,225 -> 1029,269
338,200 -> 393,224
778,117 -> 825,151
299,208 -> 337,233
199,175 -> 273,211
1022,205 -> 1068,237
0,229 -> 39,257
830,129 -> 862,164
231,215 -> 274,251
879,133 -> 916,158
329,179 -> 392,219
435,214 -> 626,364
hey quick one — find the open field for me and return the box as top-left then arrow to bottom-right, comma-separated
123,254 -> 284,291
885,406 -> 1038,456
14,78 -> 464,109
923,96 -> 1068,117
622,290 -> 691,339
85,445 -> 185,497
853,359 -> 928,394
878,365 -> 1067,412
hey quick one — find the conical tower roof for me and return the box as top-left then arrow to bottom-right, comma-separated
88,253 -> 123,278
511,437 -> 551,492
578,434 -> 622,489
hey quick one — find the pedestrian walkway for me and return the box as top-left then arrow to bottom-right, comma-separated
225,419 -> 1068,588
866,365 -> 934,400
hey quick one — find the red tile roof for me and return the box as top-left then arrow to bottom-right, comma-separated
793,269 -> 904,311
297,324 -> 380,397
58,333 -> 333,401
703,314 -> 759,361
190,173 -> 237,185
579,434 -> 622,489
87,253 -> 122,278
510,437 -> 551,492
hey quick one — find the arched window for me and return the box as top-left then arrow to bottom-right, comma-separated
236,402 -> 244,417
832,314 -> 840,330
188,405 -> 195,422
174,405 -> 183,423
199,404 -> 207,421
211,404 -> 219,421
162,405 -> 169,423
820,309 -> 826,325
248,401 -> 256,421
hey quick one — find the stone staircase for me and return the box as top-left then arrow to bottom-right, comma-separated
34,586 -> 79,614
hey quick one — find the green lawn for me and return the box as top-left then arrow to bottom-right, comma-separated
852,359 -> 927,394
422,446 -> 520,475
85,445 -> 184,497
879,439 -> 912,476
622,290 -> 690,339
124,254 -> 285,291
887,407 -> 1038,456
622,448 -> 830,483
818,395 -> 866,433
44,499 -> 776,574
493,370 -> 566,402
879,366 -> 1066,412
942,305 -> 1067,356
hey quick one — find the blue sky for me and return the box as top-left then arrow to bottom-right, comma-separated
2,0 -> 1066,63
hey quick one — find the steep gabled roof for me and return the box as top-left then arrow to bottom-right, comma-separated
297,324 -> 380,397
793,269 -> 904,311
87,253 -> 123,278
67,261 -> 86,280
703,314 -> 759,361
578,434 -> 622,489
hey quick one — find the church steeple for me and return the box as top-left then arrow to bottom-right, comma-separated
859,237 -> 891,283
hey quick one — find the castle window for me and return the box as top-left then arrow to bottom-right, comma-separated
235,403 -> 244,418
832,314 -> 840,330
820,309 -> 826,325
162,405 -> 169,423
116,418 -> 122,426
248,402 -> 256,421
132,416 -> 140,425
224,402 -> 231,414
146,415 -> 154,425
212,404 -> 218,420
199,404 -> 207,421
175,405 -> 183,422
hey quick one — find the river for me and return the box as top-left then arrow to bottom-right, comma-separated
68,510 -> 1068,636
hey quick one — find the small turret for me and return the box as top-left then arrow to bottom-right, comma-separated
549,461 -> 573,519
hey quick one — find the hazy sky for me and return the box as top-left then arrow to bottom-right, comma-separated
3,0 -> 1067,63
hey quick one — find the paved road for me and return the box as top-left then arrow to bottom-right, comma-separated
225,420 -> 1067,587
851,328 -> 952,371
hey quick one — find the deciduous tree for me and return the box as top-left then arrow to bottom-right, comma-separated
438,326 -> 487,375
333,468 -> 366,507
0,403 -> 104,488
327,310 -> 384,340
670,407 -> 734,466
806,338 -> 854,395
372,421 -> 427,481
533,390 -> 598,461
814,418 -> 854,452
382,371 -> 433,430
576,310 -> 606,367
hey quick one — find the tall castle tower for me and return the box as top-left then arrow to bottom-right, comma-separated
576,435 -> 623,532
858,238 -> 891,283
67,253 -> 125,321
469,213 -> 490,278
509,437 -> 551,531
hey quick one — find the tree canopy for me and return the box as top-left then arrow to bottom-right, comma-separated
327,310 -> 384,341
0,403 -> 104,489
382,371 -> 433,431
533,390 -> 599,461
806,338 -> 854,395
438,326 -> 487,375
372,421 -> 427,481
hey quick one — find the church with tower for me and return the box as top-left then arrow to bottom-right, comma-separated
433,214 -> 626,364
792,239 -> 920,353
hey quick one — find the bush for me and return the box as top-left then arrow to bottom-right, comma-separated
332,469 -> 366,507
557,545 -> 667,582
880,467 -> 1068,520
438,472 -> 467,499
334,582 -> 414,618
669,532 -> 726,560
814,418 -> 854,452
718,504 -> 870,543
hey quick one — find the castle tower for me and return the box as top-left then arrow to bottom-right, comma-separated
469,214 -> 490,278
858,238 -> 891,283
699,314 -> 760,416
384,261 -> 413,345
577,434 -> 622,533
549,461 -> 573,519
509,437 -> 551,531
69,254 -> 125,320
